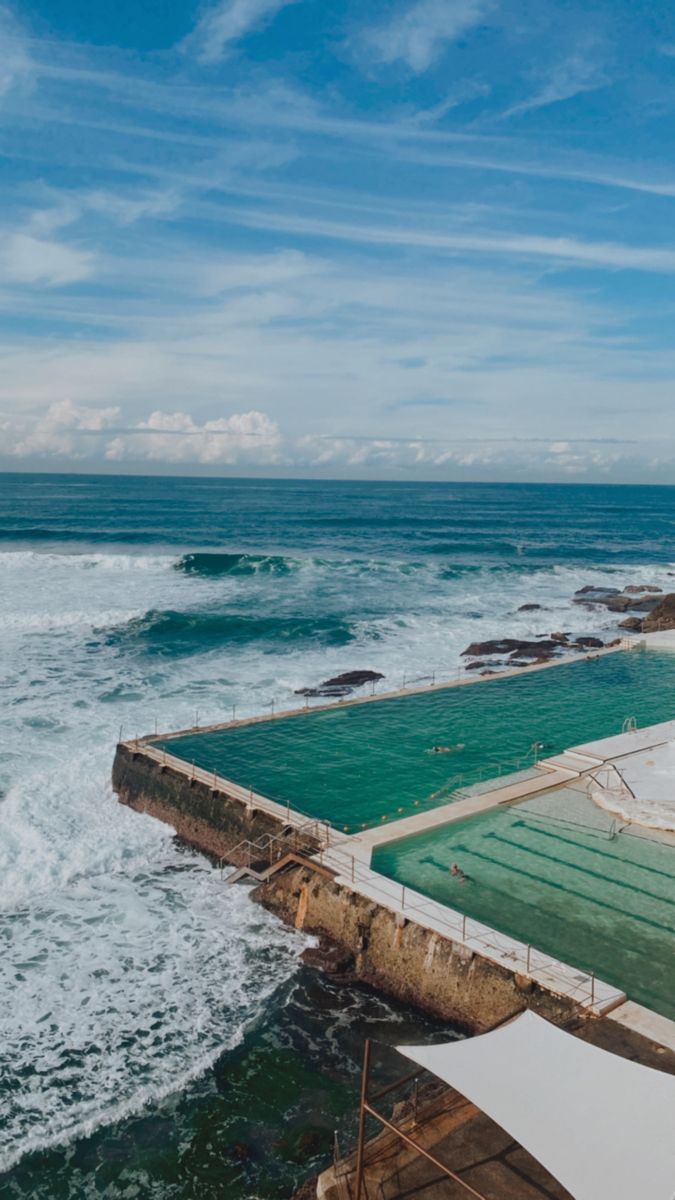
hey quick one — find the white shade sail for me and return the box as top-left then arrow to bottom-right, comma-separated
397,1011 -> 675,1200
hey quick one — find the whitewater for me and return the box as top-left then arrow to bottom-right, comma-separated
2,475 -> 675,1197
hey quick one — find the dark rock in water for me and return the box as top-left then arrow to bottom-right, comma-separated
295,669 -> 384,697
464,659 -> 504,671
229,1142 -> 255,1162
517,603 -> 543,611
589,594 -> 632,612
574,636 -> 604,648
551,631 -> 570,643
462,638 -> 559,657
642,593 -> 675,632
619,616 -> 643,631
301,941 -> 354,975
575,586 -> 620,596
624,584 -> 662,594
627,596 -> 661,611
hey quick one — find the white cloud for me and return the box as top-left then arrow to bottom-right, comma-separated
360,0 -> 492,73
105,409 -> 283,464
502,52 -> 606,120
183,0 -> 297,64
7,399 -> 120,458
0,233 -> 95,286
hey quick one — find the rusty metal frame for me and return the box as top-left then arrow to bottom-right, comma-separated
354,1038 -> 489,1200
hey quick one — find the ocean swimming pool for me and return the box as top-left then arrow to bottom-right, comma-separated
153,647 -> 675,828
372,783 -> 675,1020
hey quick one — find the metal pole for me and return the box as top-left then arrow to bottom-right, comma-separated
401,885 -> 405,910
362,1102 -> 488,1200
591,973 -> 595,1006
526,945 -> 532,972
355,1039 -> 371,1200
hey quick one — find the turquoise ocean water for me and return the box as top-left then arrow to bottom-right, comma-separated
3,474 -> 675,1198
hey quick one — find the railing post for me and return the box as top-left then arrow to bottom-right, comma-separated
591,973 -> 596,1006
401,885 -> 405,909
526,944 -> 532,972
351,855 -> 355,882
462,913 -> 467,940
355,1039 -> 371,1200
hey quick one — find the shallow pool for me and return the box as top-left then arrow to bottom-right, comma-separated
153,647 -> 675,829
373,784 -> 675,1019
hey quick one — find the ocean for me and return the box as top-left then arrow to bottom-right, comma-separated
2,473 -> 675,1199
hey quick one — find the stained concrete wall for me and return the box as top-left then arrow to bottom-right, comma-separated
256,865 -> 576,1033
112,743 -> 317,863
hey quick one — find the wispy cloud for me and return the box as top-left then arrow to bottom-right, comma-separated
502,51 -> 607,119
0,5 -> 33,101
0,232 -> 94,286
183,0 -> 297,64
216,204 -> 675,274
359,0 -> 493,74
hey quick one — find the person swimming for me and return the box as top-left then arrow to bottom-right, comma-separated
450,862 -> 470,884
428,743 -> 465,754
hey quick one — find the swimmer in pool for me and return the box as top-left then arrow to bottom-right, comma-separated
428,743 -> 465,754
450,862 -> 470,884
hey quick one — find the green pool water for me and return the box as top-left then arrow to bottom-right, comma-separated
154,648 -> 675,829
372,785 -> 675,1020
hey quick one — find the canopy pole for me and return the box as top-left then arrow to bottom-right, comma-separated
355,1038 -> 371,1200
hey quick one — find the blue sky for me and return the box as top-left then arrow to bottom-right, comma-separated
2,0 -> 675,480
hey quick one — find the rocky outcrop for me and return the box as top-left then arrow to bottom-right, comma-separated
642,593 -> 675,632
295,670 -> 384,697
573,636 -> 604,649
462,638 -> 560,659
624,584 -> 662,594
619,617 -> 643,632
517,603 -> 544,611
574,586 -> 661,613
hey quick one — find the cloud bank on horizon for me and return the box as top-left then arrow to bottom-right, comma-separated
1,0 -> 675,481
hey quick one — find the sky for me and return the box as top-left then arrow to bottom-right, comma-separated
2,0 -> 675,481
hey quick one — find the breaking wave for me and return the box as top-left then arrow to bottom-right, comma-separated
102,608 -> 356,654
177,551 -> 296,577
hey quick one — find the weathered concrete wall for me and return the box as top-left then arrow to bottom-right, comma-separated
255,865 -> 576,1033
112,743 -> 317,863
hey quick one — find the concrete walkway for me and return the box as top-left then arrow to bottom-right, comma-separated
351,764 -> 580,857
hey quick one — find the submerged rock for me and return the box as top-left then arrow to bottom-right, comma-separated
295,669 -> 384,697
624,584 -> 662,594
517,603 -> 544,611
575,585 -> 620,596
